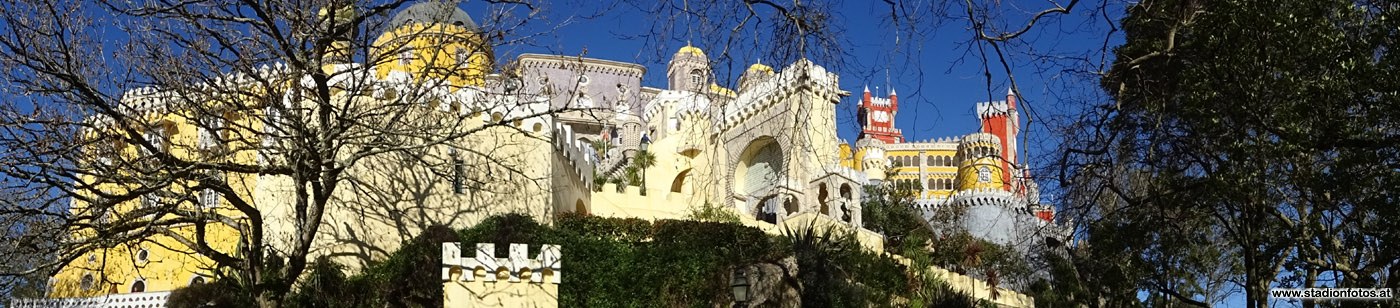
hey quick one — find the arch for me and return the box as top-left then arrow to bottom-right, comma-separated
839,184 -> 853,200
574,199 -> 588,215
190,275 -> 207,286
671,169 -> 691,193
130,279 -> 146,293
783,197 -> 798,215
818,183 -> 830,214
733,137 -> 783,197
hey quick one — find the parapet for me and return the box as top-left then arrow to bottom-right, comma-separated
441,243 -> 562,284
947,188 -> 1027,211
720,59 -> 841,131
553,122 -> 596,188
975,100 -> 1013,118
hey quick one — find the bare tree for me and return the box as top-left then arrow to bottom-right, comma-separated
0,0 -> 596,305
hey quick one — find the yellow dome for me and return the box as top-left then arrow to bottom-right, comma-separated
678,45 -> 706,57
747,63 -> 774,74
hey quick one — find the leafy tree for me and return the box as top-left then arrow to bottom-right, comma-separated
632,149 -> 656,193
1060,0 -> 1400,307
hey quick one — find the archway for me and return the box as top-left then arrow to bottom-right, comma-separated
733,137 -> 783,197
783,197 -> 798,216
671,169 -> 691,193
818,183 -> 830,215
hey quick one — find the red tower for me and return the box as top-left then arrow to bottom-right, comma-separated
977,88 -> 1020,192
858,86 -> 903,144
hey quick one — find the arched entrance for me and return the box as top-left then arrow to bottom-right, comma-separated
733,137 -> 783,219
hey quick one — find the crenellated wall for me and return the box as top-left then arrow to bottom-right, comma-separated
441,243 -> 561,307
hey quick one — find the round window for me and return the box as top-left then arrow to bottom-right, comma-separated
135,248 -> 149,263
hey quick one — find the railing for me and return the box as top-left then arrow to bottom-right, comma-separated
10,291 -> 171,308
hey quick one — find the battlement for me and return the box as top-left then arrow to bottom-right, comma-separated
818,164 -> 868,184
975,100 -> 1013,118
912,196 -> 951,210
882,138 -> 959,151
441,243 -> 562,284
859,147 -> 886,160
869,96 -> 892,106
947,188 -> 1027,211
958,133 -> 1002,149
643,90 -> 712,123
721,59 -> 840,130
553,123 -> 596,188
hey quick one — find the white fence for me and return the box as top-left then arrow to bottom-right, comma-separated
9,291 -> 170,308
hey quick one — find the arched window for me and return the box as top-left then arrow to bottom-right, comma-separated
456,48 -> 472,64
689,69 -> 704,86
130,280 -> 145,293
926,156 -> 935,166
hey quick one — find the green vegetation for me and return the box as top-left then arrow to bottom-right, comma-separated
1058,0 -> 1400,306
169,212 -> 995,307
686,202 -> 742,223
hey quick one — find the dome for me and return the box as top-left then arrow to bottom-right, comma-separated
677,45 -> 706,57
746,63 -> 774,74
388,1 -> 478,31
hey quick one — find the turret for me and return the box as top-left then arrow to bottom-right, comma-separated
856,85 -> 903,144
954,133 -> 1005,191
737,61 -> 774,93
667,44 -> 711,92
975,88 -> 1019,191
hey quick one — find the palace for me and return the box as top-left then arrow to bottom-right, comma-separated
17,2 -> 1057,307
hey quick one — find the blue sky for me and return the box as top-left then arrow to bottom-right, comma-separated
466,0 -> 1125,193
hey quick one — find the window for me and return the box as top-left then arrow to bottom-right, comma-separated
978,166 -> 992,183
450,150 -> 464,194
689,69 -> 703,86
456,48 -> 472,64
190,276 -> 206,286
130,280 -> 145,293
399,48 -> 414,65
200,188 -> 220,209
135,248 -> 149,263
199,116 -> 223,149
80,274 -> 94,291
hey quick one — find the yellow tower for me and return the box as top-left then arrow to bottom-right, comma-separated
373,1 -> 492,87
955,133 -> 1005,191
